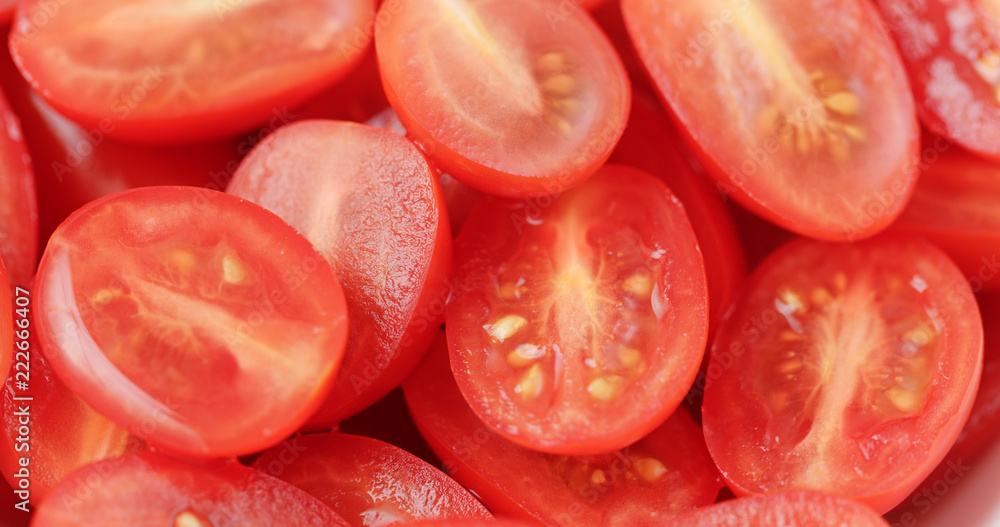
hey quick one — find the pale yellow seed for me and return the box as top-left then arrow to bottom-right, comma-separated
175,511 -> 209,527
485,315 -> 528,343
588,375 -> 624,402
777,287 -> 804,313
622,271 -> 654,297
171,249 -> 197,274
779,330 -> 803,342
634,458 -> 667,483
887,388 -> 921,413
550,116 -> 573,136
842,124 -> 866,141
222,254 -> 248,284
499,282 -> 522,301
591,470 -> 607,485
535,52 -> 566,73
905,327 -> 935,347
823,91 -> 861,116
552,98 -> 582,118
515,364 -> 544,400
544,74 -> 576,96
507,343 -> 546,368
777,359 -> 802,375
92,289 -> 115,306
811,287 -> 832,305
619,347 -> 643,369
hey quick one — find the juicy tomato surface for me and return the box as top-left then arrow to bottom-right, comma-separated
671,490 -> 890,526
608,87 -> 746,333
9,0 -> 376,144
404,334 -> 723,526
622,0 -> 919,241
0,44 -> 242,251
0,86 -> 36,289
34,186 -> 349,458
1,329 -> 143,503
0,259 -> 9,381
31,452 -> 350,527
447,165 -> 708,455
376,0 -> 630,198
228,119 -> 451,427
891,136 -> 1000,290
252,432 -> 492,525
876,0 -> 1000,161
704,235 -> 983,514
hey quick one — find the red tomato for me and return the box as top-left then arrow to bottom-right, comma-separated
228,119 -> 451,427
252,432 -> 492,525
622,0 -> 919,241
0,43 -> 242,251
34,186 -> 349,458
31,452 -> 350,526
0,1 -> 14,25
404,334 -> 724,525
703,235 -> 983,514
9,0 -> 376,144
0,86 -> 37,288
608,88 -> 746,333
0,260 -> 10,381
375,0 -> 630,198
891,136 -> 1000,291
446,165 -> 708,455
1,328 -> 144,503
876,0 -> 1000,162
671,490 -> 890,526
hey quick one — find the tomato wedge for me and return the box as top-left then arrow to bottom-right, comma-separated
672,491 -> 890,526
9,0 -> 376,143
32,452 -> 350,526
703,235 -> 983,514
228,119 -> 451,427
891,137 -> 1000,291
252,432 -> 491,524
622,0 -> 919,241
404,334 -> 724,525
34,186 -> 349,458
375,0 -> 630,198
447,165 -> 707,455
876,0 -> 1000,161
1,330 -> 144,503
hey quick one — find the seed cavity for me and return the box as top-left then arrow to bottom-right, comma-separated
484,314 -> 528,343
515,363 -> 544,400
633,457 -> 667,483
618,347 -> 642,369
221,253 -> 249,284
886,387 -> 920,413
588,375 -> 624,402
507,343 -> 546,368
622,271 -> 654,297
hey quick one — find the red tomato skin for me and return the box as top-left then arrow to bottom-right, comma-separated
251,432 -> 492,524
0,260 -> 10,382
31,452 -> 351,527
0,86 -> 36,289
876,0 -> 1000,162
671,490 -> 890,527
703,235 -> 982,514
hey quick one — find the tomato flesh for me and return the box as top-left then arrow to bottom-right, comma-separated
34,186 -> 349,458
0,86 -> 36,289
32,452 -> 350,526
447,165 -> 708,455
622,0 -> 919,240
672,490 -> 890,526
228,119 -> 451,427
252,433 -> 492,524
376,0 -> 630,198
703,235 -> 983,514
10,0 -> 376,143
404,334 -> 724,525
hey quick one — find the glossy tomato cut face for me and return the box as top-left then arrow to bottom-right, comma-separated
622,0 -> 919,241
0,86 -> 36,288
251,433 -> 492,524
703,235 -> 983,514
33,186 -> 349,458
672,490 -> 890,527
876,0 -> 1000,161
376,0 -> 630,198
228,119 -> 451,427
9,0 -> 376,143
404,335 -> 723,525
446,165 -> 708,455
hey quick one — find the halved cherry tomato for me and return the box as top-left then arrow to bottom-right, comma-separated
447,164 -> 708,455
228,119 -> 451,427
1,327 -> 144,502
252,432 -> 492,525
703,235 -> 983,514
31,452 -> 350,526
405,334 -> 723,525
34,186 -> 349,458
0,86 -> 36,289
891,137 -> 1000,291
608,88 -> 746,333
876,0 -> 1000,162
622,0 -> 919,241
672,490 -> 890,526
9,0 -> 376,144
375,0 -> 630,198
